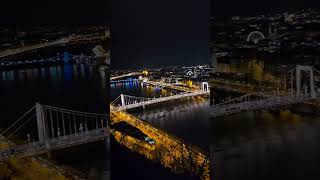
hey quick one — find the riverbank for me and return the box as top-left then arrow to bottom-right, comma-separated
0,136 -> 84,180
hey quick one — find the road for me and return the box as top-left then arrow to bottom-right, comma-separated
110,108 -> 210,180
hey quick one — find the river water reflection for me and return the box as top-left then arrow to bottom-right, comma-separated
212,95 -> 320,179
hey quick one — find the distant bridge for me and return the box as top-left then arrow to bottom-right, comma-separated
110,78 -> 139,84
0,33 -> 106,59
0,38 -> 71,59
110,72 -> 142,81
146,80 -> 197,92
0,103 -> 108,160
0,53 -> 95,67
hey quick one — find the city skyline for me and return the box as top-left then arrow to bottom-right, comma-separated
212,3 -> 320,17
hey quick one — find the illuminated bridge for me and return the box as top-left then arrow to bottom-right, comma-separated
0,53 -> 96,67
111,91 -> 209,111
0,38 -> 71,59
0,103 -> 109,160
211,65 -> 320,118
146,80 -> 198,92
110,72 -> 142,81
0,33 -> 107,59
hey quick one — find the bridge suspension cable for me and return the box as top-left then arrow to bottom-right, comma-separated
213,92 -> 271,107
43,105 -> 107,117
1,105 -> 36,137
111,94 -> 153,107
7,114 -> 36,139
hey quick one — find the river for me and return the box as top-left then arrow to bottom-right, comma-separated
211,90 -> 320,180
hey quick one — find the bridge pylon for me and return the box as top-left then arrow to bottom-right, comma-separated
285,65 -> 319,98
202,82 -> 210,92
295,65 -> 316,98
120,94 -> 125,107
35,103 -> 51,157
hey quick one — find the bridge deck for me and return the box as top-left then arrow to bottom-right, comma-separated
0,128 -> 109,160
115,91 -> 209,111
146,80 -> 196,92
211,95 -> 317,118
110,72 -> 142,80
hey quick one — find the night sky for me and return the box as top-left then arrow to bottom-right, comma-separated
111,0 -> 210,69
0,0 -> 109,25
212,1 -> 320,17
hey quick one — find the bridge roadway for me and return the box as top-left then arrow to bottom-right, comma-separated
115,91 -> 209,111
110,72 -> 142,81
146,80 -> 196,92
110,108 -> 210,180
0,38 -> 71,59
69,34 -> 105,42
0,128 -> 109,160
211,94 -> 318,118
0,34 -> 106,59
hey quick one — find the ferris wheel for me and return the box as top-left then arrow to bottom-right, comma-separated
247,31 -> 265,44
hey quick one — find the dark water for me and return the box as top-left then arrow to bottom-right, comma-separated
0,63 -> 110,177
110,80 -> 210,180
110,136 -> 198,180
211,90 -> 320,180
110,79 -> 162,99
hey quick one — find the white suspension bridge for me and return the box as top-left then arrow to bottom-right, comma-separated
111,83 -> 210,111
110,72 -> 211,111
211,65 -> 320,118
0,103 -> 109,160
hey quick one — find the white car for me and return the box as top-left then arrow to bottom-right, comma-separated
144,136 -> 156,144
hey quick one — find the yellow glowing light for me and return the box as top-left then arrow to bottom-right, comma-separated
187,80 -> 193,87
142,70 -> 149,76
